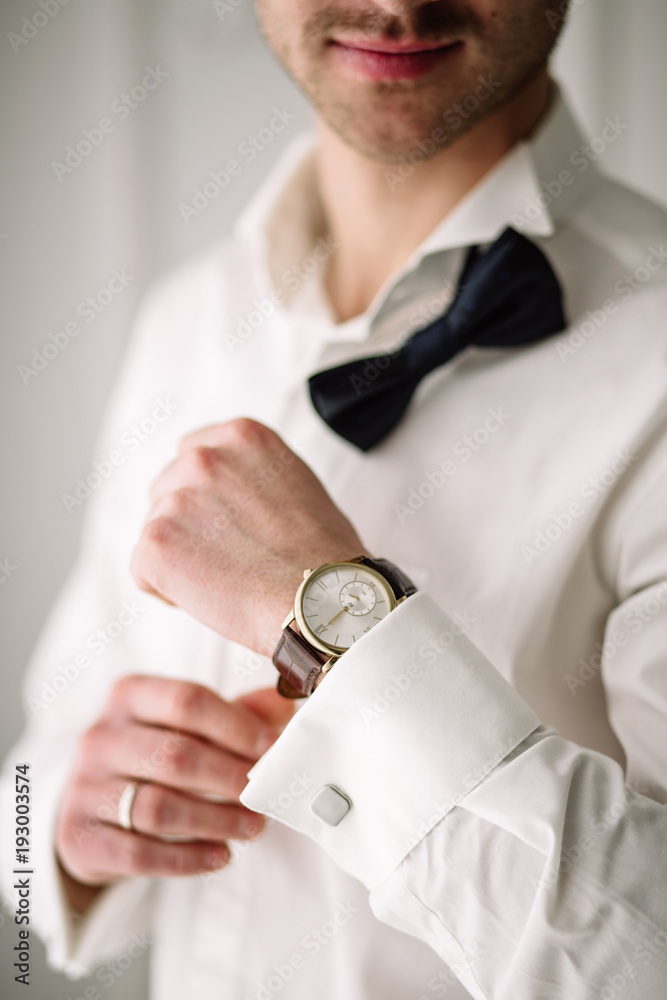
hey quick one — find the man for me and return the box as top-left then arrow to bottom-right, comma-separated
3,1 -> 667,998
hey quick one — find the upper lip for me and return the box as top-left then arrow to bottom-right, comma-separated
331,37 -> 459,55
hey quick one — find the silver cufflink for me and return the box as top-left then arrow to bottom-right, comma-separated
309,785 -> 352,826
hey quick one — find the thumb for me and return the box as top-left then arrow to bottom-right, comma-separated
234,685 -> 297,734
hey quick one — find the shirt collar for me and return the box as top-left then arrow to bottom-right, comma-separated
234,83 -> 595,338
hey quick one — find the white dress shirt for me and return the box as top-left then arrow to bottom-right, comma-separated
3,85 -> 667,1000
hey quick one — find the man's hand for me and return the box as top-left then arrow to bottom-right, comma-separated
56,676 -> 294,895
131,419 -> 367,656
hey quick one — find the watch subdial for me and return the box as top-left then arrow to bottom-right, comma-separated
339,581 -> 376,616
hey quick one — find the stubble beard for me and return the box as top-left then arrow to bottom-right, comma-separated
258,4 -> 565,164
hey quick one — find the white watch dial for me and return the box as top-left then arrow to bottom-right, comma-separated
297,563 -> 395,653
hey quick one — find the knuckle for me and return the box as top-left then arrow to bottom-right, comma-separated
142,514 -> 177,549
189,446 -> 220,476
78,721 -> 106,757
234,810 -> 260,838
227,417 -> 270,447
161,488 -> 195,516
109,674 -> 136,708
170,682 -> 207,723
167,736 -> 199,777
170,742 -> 199,780
227,757 -> 251,797
119,835 -> 151,875
139,785 -> 173,830
163,846 -> 200,876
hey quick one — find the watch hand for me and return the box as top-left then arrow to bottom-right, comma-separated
323,605 -> 353,629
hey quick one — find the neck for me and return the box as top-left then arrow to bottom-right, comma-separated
317,71 -> 552,323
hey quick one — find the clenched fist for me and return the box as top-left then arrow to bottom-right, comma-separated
130,418 -> 368,656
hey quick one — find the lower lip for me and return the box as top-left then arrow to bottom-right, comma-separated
330,41 -> 461,81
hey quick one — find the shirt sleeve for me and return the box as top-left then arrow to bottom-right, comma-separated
241,473 -> 667,1000
0,282 -> 176,977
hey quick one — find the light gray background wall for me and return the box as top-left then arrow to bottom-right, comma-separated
1,1 -> 666,997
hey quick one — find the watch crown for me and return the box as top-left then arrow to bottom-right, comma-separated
303,568 -> 311,579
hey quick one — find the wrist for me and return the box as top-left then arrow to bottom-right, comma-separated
258,548 -> 374,659
57,858 -> 107,917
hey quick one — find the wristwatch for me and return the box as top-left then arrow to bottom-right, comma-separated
273,556 -> 417,698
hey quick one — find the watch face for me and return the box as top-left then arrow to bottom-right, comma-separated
295,562 -> 396,654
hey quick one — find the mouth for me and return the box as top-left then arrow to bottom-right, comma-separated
329,37 -> 463,81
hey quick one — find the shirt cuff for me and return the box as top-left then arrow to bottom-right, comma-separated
240,591 -> 541,889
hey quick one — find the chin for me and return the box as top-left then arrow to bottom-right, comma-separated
324,111 -> 453,165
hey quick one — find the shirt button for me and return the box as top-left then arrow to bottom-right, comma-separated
309,785 -> 352,826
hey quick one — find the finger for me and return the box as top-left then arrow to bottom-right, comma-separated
99,723 -> 256,799
128,783 -> 265,841
178,423 -> 232,455
147,447 -> 229,508
177,418 -> 280,457
84,824 -> 232,881
108,677 -> 280,759
133,575 -> 177,606
234,686 -> 297,733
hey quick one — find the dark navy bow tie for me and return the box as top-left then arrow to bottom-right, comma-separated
308,227 -> 566,452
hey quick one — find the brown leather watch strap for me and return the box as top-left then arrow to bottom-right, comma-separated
273,627 -> 333,699
357,557 -> 417,600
